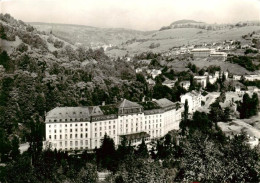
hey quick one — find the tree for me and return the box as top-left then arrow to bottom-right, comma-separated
136,138 -> 149,159
10,136 -> 20,161
97,134 -> 116,171
77,163 -> 98,183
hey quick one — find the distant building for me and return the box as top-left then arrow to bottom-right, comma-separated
150,69 -> 162,79
135,68 -> 143,73
147,78 -> 156,85
233,75 -> 241,81
180,91 -> 202,113
210,51 -> 228,61
45,98 -> 183,151
244,75 -> 260,81
194,76 -> 207,88
180,81 -> 190,90
191,48 -> 214,58
162,79 -> 177,88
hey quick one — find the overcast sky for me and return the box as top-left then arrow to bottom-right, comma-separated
1,0 -> 260,30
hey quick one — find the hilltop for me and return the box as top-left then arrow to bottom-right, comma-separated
170,19 -> 204,26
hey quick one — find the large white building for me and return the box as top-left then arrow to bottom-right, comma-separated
180,91 -> 202,113
45,98 -> 183,151
191,48 -> 213,58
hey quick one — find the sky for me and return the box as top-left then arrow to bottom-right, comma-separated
1,0 -> 260,30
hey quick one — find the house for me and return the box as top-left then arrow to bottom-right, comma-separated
147,78 -> 155,85
162,79 -> 177,88
233,75 -> 241,80
180,91 -> 202,113
244,75 -> 260,81
135,68 -> 143,73
150,69 -> 162,79
194,76 -> 207,88
180,81 -> 190,90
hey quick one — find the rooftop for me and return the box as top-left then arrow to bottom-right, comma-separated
154,98 -> 175,108
117,99 -> 142,109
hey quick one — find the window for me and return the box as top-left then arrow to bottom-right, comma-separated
49,125 -> 51,127
65,124 -> 67,127
70,134 -> 72,138
85,140 -> 88,145
75,141 -> 78,146
75,134 -> 78,138
80,123 -> 83,126
81,128 -> 83,132
85,128 -> 88,131
70,141 -> 73,146
49,135 -> 51,139
100,132 -> 102,137
100,127 -> 102,130
60,119 -> 62,122
75,124 -> 77,127
65,141 -> 67,147
59,142 -> 62,147
70,119 -> 72,122
70,129 -> 72,132
80,134 -> 83,138
65,134 -> 67,139
80,140 -> 83,146
95,133 -> 97,137
60,130 -> 62,133
75,129 -> 78,132
54,135 -> 56,139
60,135 -> 62,139
85,134 -> 88,138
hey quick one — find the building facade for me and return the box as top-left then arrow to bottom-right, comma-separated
180,91 -> 202,113
45,98 -> 183,151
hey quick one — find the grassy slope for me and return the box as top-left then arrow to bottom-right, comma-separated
29,22 -> 154,46
116,26 -> 260,55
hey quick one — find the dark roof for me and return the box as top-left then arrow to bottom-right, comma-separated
154,98 -> 175,108
117,99 -> 142,109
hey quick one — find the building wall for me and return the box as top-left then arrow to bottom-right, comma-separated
45,107 -> 182,151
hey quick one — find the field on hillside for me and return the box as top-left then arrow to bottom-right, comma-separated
192,58 -> 256,74
108,26 -> 260,56
29,22 -> 153,46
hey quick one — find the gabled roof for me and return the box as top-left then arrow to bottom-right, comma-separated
154,98 -> 175,108
117,99 -> 142,109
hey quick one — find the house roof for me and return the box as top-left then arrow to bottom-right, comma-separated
46,107 -> 91,119
154,98 -> 175,108
117,99 -> 142,109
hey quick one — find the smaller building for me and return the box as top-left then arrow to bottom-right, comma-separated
147,78 -> 155,85
180,91 -> 202,113
244,75 -> 260,81
233,75 -> 241,81
210,51 -> 228,61
162,79 -> 177,88
180,81 -> 190,90
191,48 -> 214,58
135,68 -> 143,73
150,69 -> 162,79
194,76 -> 207,88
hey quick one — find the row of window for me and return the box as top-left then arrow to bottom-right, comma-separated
49,133 -> 88,140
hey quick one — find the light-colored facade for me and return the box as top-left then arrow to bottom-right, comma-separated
210,52 -> 228,61
180,81 -> 190,90
45,99 -> 183,151
244,75 -> 260,81
194,76 -> 207,88
180,91 -> 202,113
191,48 -> 214,58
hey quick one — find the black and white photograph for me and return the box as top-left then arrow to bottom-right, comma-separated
0,0 -> 260,182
